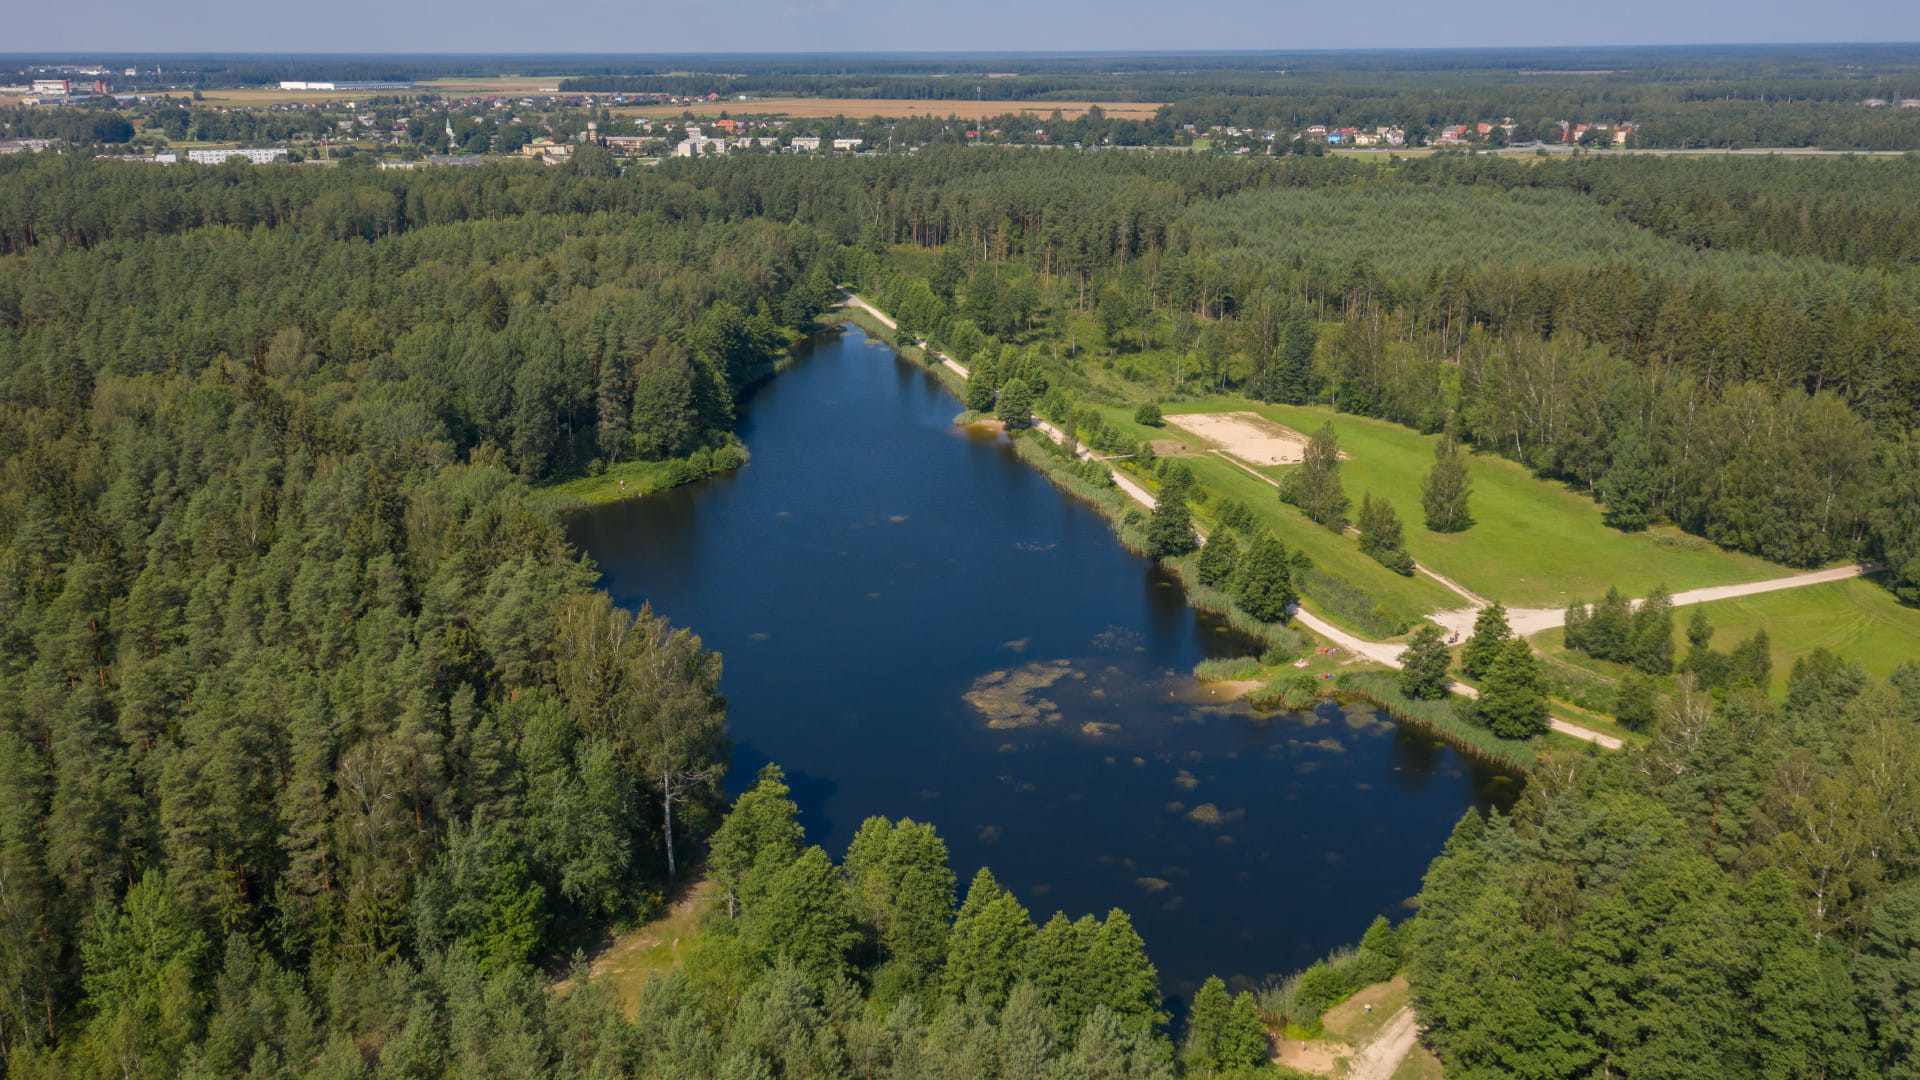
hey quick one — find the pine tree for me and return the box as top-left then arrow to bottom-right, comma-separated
744,846 -> 859,988
1629,586 -> 1674,675
1279,311 -> 1317,405
1476,638 -> 1549,739
1601,430 -> 1658,531
1398,625 -> 1453,700
1233,535 -> 1297,623
1585,587 -> 1633,663
1614,673 -> 1658,731
1144,489 -> 1198,559
1086,909 -> 1167,1034
996,377 -> 1034,428
1421,436 -> 1474,533
842,817 -> 954,985
706,764 -> 802,914
1460,602 -> 1511,679
1564,600 -> 1591,653
1358,493 -> 1414,574
946,869 -> 1034,1008
1195,531 -> 1240,588
1184,975 -> 1233,1074
1294,422 -> 1349,529
1223,991 -> 1270,1070
1729,628 -> 1774,690
963,374 -> 995,413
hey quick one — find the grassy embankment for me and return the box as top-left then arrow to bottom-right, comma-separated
534,448 -> 749,512
570,879 -> 716,1017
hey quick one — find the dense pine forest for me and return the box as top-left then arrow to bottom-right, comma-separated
2,145 -> 1919,1078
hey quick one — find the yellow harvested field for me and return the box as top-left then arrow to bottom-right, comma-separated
616,97 -> 1166,120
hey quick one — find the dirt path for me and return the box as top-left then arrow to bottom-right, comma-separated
1429,561 -> 1886,641
840,294 -> 971,378
1346,1007 -> 1421,1080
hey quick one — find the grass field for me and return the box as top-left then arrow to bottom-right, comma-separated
616,98 -> 1166,120
1534,574 -> 1920,696
1160,399 -> 1789,610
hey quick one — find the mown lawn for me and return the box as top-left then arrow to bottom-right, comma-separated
1085,404 -> 1458,637
1661,575 -> 1918,694
1162,399 -> 1789,609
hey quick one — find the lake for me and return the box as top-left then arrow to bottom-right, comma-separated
565,324 -> 1518,995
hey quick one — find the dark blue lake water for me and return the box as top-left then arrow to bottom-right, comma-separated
565,325 -> 1518,995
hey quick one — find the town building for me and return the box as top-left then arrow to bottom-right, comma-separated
186,147 -> 290,165
789,136 -> 821,151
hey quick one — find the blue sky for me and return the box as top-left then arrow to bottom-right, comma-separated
11,0 -> 1919,54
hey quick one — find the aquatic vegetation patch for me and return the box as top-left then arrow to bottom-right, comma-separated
963,660 -> 1084,728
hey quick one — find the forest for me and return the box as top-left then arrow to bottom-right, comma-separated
2,141 -> 1920,1077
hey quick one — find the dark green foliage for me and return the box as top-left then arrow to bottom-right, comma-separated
1186,976 -> 1268,1076
1614,672 -> 1659,731
963,374 -> 996,413
1600,429 -> 1658,531
843,816 -> 955,989
1133,402 -> 1163,427
1473,638 -> 1549,739
946,868 -> 1035,1009
1212,498 -> 1253,534
1144,488 -> 1198,559
1566,585 -> 1674,675
1421,436 -> 1474,533
1357,493 -> 1414,575
1195,530 -> 1240,588
744,846 -> 861,988
1459,602 -> 1511,680
708,765 -> 804,920
996,377 -> 1035,427
1289,422 -> 1349,530
1861,883 -> 1920,1078
1233,535 -> 1298,623
1398,624 -> 1453,700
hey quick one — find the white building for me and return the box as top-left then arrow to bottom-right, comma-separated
788,136 -> 821,151
31,79 -> 69,96
832,138 -> 863,150
187,148 -> 290,165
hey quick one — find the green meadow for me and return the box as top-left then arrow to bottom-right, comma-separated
1154,400 -> 1789,609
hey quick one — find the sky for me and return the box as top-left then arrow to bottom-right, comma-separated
9,0 -> 1919,54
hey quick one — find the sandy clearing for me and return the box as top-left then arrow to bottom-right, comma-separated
1168,411 -> 1314,465
618,97 -> 1166,120
1274,1035 -> 1351,1074
1346,1007 -> 1421,1080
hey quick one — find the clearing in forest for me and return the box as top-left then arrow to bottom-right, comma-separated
1165,411 -> 1318,466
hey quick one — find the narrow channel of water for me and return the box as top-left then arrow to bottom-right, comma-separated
565,325 -> 1518,994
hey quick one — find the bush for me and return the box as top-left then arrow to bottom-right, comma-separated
1134,402 -> 1164,426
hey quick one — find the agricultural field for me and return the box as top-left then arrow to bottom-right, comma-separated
617,97 -> 1166,120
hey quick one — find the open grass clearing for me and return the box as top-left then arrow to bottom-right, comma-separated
616,98 -> 1166,120
1166,399 -> 1788,610
572,878 -> 714,1017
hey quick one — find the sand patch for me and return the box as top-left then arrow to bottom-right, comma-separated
1275,1036 -> 1351,1074
964,660 -> 1084,728
1166,411 -> 1329,466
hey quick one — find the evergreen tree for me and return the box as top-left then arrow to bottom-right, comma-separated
996,377 -> 1034,428
1086,910 -> 1167,1034
708,765 -> 805,920
1233,535 -> 1297,623
842,817 -> 955,986
1614,673 -> 1658,731
1629,586 -> 1674,675
1729,628 -> 1774,691
946,869 -> 1034,1008
1195,531 -> 1240,588
1357,493 -> 1414,574
1475,638 -> 1549,739
744,846 -> 860,988
1278,311 -> 1318,405
1601,429 -> 1658,532
1293,422 -> 1349,529
963,374 -> 995,413
1421,436 -> 1474,533
1860,882 -> 1920,1077
1564,599 -> 1591,653
1398,624 -> 1453,700
1222,992 -> 1269,1071
1183,976 -> 1233,1075
1144,490 -> 1198,559
1459,602 -> 1511,680
1585,587 -> 1633,663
